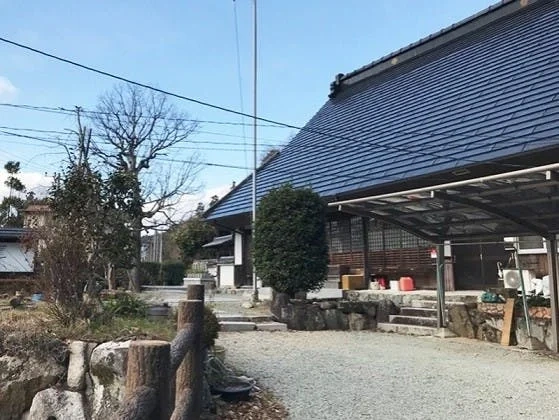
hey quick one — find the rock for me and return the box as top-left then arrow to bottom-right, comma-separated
0,355 -> 65,420
270,291 -> 290,321
323,309 -> 340,329
319,301 -> 337,310
448,304 -> 475,339
67,341 -> 88,391
515,318 -> 548,350
337,301 -> 365,314
376,300 -> 399,323
362,302 -> 377,318
337,311 -> 350,330
241,302 -> 254,309
9,296 -> 23,308
286,303 -> 306,330
88,340 -> 130,420
349,313 -> 369,331
28,388 -> 86,420
304,305 -> 326,331
485,317 -> 503,331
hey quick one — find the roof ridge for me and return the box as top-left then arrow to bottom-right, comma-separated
329,0 -> 542,97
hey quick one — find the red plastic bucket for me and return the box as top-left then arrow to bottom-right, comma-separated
399,276 -> 415,291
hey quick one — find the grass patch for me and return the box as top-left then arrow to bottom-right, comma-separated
0,303 -> 177,361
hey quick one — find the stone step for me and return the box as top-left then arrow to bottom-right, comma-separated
400,307 -> 448,318
219,321 -> 256,332
255,322 -> 288,332
377,322 -> 437,336
217,314 -> 273,323
389,315 -> 438,328
410,300 -> 466,309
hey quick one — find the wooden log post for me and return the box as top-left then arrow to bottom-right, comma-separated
187,284 -> 205,302
175,298 -> 204,419
120,340 -> 171,420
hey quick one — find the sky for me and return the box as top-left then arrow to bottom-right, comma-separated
0,0 -> 494,215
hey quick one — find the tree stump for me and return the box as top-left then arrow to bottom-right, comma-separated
124,340 -> 171,420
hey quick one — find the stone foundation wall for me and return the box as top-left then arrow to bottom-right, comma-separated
448,303 -> 553,350
271,293 -> 399,331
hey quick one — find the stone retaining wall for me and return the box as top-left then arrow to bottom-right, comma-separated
270,293 -> 399,331
448,303 -> 553,350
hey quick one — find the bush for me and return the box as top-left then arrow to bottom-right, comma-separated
203,306 -> 220,349
253,184 -> 329,297
102,292 -> 147,317
140,261 -> 185,286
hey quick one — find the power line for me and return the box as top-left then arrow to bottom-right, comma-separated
0,38 -> 539,169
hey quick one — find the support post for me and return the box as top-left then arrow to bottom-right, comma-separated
361,217 -> 370,288
436,244 -> 445,329
547,236 -> 559,352
175,299 -> 204,418
121,341 -> 171,420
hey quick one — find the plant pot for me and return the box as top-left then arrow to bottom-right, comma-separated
211,345 -> 226,363
147,305 -> 170,320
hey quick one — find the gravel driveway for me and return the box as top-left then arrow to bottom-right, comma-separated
217,331 -> 559,420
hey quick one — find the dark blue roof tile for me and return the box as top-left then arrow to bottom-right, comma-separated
208,0 -> 559,220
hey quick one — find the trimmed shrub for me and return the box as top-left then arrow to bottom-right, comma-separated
203,306 -> 220,349
253,184 -> 329,297
140,261 -> 185,286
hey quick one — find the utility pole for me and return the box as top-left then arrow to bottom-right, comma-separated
251,0 -> 259,302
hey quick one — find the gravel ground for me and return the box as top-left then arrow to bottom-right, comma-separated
217,331 -> 559,420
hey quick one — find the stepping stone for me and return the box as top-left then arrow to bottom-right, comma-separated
256,322 -> 288,332
220,321 -> 256,332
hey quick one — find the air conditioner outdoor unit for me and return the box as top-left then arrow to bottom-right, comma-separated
502,269 -> 535,291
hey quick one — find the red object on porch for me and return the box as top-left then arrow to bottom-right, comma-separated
399,276 -> 415,291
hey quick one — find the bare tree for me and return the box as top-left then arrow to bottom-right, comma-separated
92,84 -> 201,292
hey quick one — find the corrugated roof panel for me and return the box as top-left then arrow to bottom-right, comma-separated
208,0 -> 559,220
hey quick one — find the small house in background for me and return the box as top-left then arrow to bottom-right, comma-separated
22,204 -> 52,229
0,228 -> 34,276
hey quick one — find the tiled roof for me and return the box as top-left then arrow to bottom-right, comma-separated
207,0 -> 559,220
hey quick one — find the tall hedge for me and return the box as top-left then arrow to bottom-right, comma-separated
253,184 -> 328,296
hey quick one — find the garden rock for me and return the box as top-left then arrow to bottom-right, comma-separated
0,355 -> 65,420
323,309 -> 340,330
349,313 -> 369,331
28,388 -> 86,420
376,300 -> 399,323
448,305 -> 475,339
319,301 -> 337,310
270,291 -> 290,321
304,305 -> 326,331
88,340 -> 130,419
67,341 -> 94,391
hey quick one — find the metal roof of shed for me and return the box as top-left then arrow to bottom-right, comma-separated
331,163 -> 559,242
207,0 -> 559,221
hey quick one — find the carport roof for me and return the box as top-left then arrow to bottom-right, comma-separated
330,163 -> 559,242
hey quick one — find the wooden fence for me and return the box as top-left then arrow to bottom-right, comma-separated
116,284 -> 205,420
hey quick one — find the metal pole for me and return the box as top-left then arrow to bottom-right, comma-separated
361,217 -> 370,289
436,244 -> 445,328
513,247 -> 532,337
251,0 -> 259,301
547,236 -> 559,352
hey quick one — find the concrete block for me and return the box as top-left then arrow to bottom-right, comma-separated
255,322 -> 288,332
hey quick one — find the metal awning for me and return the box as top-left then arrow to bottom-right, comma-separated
202,234 -> 233,248
330,163 -> 559,242
331,162 -> 559,351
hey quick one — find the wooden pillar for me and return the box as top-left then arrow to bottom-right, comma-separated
187,284 -> 205,302
547,236 -> 559,352
436,244 -> 446,328
175,299 -> 204,418
122,341 -> 171,420
361,217 -> 370,288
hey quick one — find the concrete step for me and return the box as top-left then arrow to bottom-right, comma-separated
219,321 -> 256,332
389,315 -> 438,328
255,322 -> 288,332
377,322 -> 437,336
410,300 -> 466,309
217,314 -> 273,323
400,307 -> 447,317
